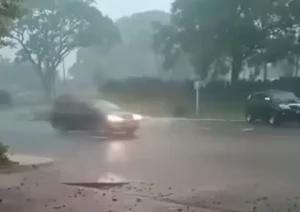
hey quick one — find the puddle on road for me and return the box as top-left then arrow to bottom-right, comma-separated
242,128 -> 254,132
97,172 -> 129,184
62,172 -> 130,190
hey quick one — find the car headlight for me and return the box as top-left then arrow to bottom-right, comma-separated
133,114 -> 143,121
107,115 -> 124,122
279,104 -> 290,110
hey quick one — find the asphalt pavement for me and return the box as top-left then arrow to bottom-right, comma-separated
1,109 -> 300,211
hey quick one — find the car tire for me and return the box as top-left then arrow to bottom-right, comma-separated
52,123 -> 69,134
125,130 -> 135,137
245,112 -> 255,123
269,112 -> 282,127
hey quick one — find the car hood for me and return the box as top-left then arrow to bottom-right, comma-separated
279,100 -> 300,105
279,101 -> 300,109
110,111 -> 134,119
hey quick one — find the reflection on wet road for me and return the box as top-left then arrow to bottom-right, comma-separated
1,111 -> 300,192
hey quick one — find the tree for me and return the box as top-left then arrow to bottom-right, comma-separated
247,0 -> 300,79
9,0 -> 120,99
71,10 -> 194,85
154,0 -> 294,84
0,56 -> 39,91
68,46 -> 105,89
0,142 -> 10,166
0,0 -> 23,46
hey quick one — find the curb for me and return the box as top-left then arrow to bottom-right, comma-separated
147,117 -> 244,122
0,162 -> 55,174
0,154 -> 56,174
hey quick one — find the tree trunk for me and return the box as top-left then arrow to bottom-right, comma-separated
41,76 -> 52,101
249,65 -> 260,81
231,55 -> 242,85
39,68 -> 56,101
263,63 -> 268,81
295,55 -> 299,77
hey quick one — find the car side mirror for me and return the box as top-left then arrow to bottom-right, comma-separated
264,97 -> 271,101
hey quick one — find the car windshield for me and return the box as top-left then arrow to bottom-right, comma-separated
93,100 -> 121,113
271,92 -> 298,102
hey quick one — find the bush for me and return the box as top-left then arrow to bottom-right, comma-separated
0,142 -> 10,166
173,106 -> 186,117
101,76 -> 300,103
0,90 -> 13,107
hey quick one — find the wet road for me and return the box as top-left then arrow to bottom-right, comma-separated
1,110 -> 300,192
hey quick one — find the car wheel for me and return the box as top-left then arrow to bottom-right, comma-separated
89,123 -> 106,136
245,112 -> 255,123
269,113 -> 282,126
51,121 -> 61,130
125,130 -> 135,137
52,123 -> 69,134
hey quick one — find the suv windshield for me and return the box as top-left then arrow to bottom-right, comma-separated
271,92 -> 298,102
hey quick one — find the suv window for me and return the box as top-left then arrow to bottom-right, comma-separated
250,93 -> 265,101
270,91 -> 297,102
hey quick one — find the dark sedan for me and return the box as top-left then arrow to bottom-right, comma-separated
245,90 -> 300,126
50,96 -> 142,136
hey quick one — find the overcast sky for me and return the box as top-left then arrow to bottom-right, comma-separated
96,0 -> 172,19
0,0 -> 173,74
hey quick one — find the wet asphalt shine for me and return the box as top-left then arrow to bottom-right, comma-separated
2,111 -> 300,211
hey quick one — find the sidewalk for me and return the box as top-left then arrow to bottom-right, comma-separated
0,171 -> 216,212
3,169 -> 299,212
0,154 -> 55,174
164,183 -> 300,212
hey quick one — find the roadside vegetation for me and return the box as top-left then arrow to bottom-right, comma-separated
0,90 -> 13,108
0,142 -> 11,166
100,77 -> 300,118
1,0 -> 300,118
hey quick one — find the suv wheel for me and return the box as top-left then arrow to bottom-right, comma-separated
269,113 -> 282,126
245,112 -> 255,123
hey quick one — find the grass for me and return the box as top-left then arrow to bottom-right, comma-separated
101,92 -> 244,119
15,91 -> 245,120
191,101 -> 244,120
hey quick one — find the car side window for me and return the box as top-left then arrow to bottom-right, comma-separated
256,94 -> 265,101
250,93 -> 264,101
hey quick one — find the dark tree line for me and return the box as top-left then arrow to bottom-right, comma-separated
153,0 -> 300,84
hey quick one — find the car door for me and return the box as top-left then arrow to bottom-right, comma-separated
250,93 -> 265,119
259,94 -> 272,120
253,93 -> 274,120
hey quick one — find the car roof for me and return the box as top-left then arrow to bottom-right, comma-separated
54,95 -> 118,107
92,99 -> 118,106
252,89 -> 290,95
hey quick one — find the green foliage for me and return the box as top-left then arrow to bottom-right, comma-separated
154,0 -> 300,84
103,77 -> 300,103
0,0 -> 24,46
0,142 -> 10,166
10,0 -> 120,99
71,10 -> 193,85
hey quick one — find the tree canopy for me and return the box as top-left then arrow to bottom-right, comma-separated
70,10 -> 194,87
9,0 -> 120,99
0,57 -> 39,91
154,0 -> 300,84
0,0 -> 23,46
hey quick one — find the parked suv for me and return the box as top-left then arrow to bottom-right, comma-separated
245,90 -> 300,126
